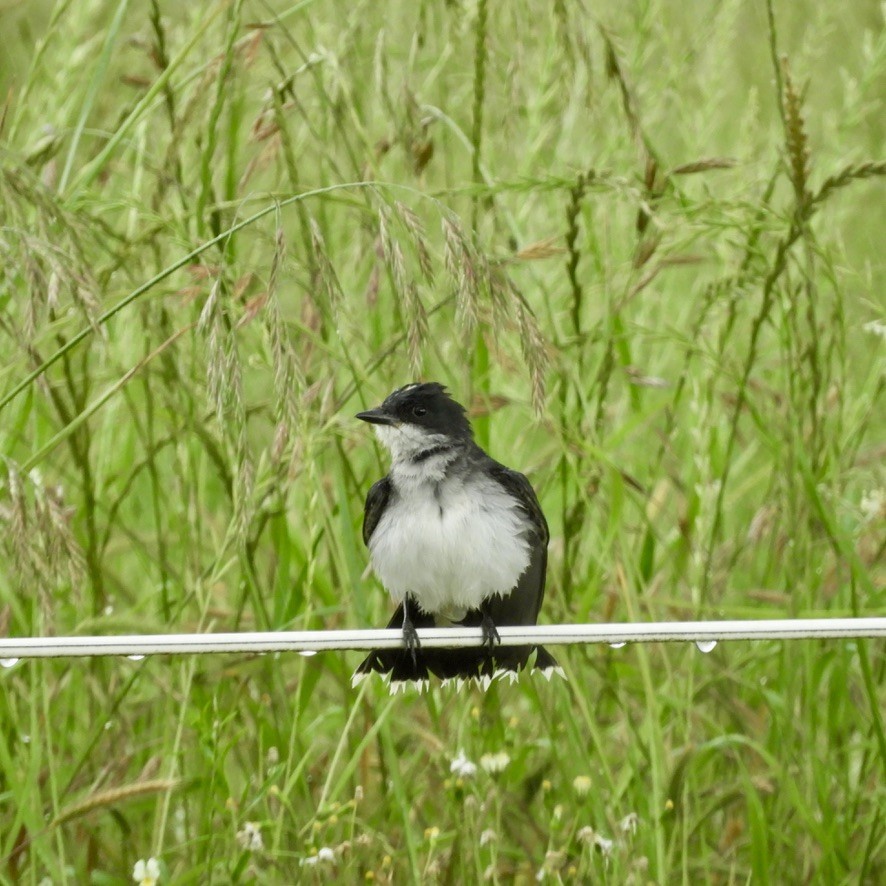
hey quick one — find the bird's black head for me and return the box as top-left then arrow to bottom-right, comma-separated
357,382 -> 473,441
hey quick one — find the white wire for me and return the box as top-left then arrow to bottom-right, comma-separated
0,618 -> 883,661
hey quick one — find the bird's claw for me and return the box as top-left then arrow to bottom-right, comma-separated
480,613 -> 500,650
402,618 -> 421,665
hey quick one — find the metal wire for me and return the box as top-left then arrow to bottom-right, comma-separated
0,618 -> 883,661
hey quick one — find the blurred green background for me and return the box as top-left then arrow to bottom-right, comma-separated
0,0 -> 883,882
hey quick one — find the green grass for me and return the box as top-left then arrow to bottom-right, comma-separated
0,0 -> 884,882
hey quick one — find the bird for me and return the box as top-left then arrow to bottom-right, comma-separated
352,382 -> 559,689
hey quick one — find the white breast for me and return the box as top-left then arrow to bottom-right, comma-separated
368,472 -> 532,618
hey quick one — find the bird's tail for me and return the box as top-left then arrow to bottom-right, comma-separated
352,648 -> 431,689
428,645 -> 562,684
351,603 -> 434,691
530,645 -> 563,680
352,644 -> 562,690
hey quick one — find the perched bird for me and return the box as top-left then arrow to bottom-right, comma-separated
352,382 -> 558,688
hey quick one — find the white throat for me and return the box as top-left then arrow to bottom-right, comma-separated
373,423 -> 458,481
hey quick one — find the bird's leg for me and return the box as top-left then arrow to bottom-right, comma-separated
479,600 -> 501,650
402,594 -> 421,664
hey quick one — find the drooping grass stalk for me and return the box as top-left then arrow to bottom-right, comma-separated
700,169 -> 886,605
0,182 -> 414,416
57,0 -> 132,193
196,0 -> 243,242
65,4 -> 224,198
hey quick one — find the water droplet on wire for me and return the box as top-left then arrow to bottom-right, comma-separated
695,640 -> 718,654
299,650 -> 318,657
609,642 -> 627,649
0,658 -> 19,669
126,654 -> 146,661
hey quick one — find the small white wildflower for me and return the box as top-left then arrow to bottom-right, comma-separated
450,749 -> 477,778
480,828 -> 497,846
300,847 -> 335,866
572,775 -> 592,797
619,812 -> 639,835
236,821 -> 264,851
577,826 -> 595,845
480,751 -> 510,774
860,489 -> 885,523
594,834 -> 614,855
132,857 -> 161,886
862,319 -> 886,339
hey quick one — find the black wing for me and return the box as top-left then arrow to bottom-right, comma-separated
487,463 -> 549,546
472,462 -> 552,673
362,476 -> 393,546
484,461 -> 549,628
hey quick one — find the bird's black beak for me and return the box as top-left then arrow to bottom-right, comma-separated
356,407 -> 396,426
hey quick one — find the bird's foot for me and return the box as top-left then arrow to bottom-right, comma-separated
480,611 -> 501,650
402,608 -> 421,665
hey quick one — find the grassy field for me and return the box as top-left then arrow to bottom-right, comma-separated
0,0 -> 884,882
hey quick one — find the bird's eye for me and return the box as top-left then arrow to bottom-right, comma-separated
412,405 -> 427,417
